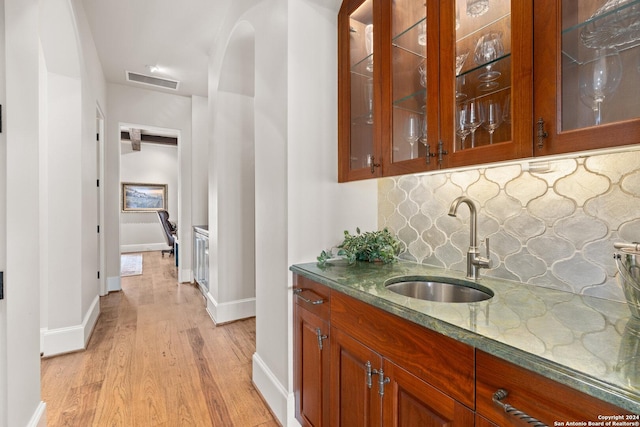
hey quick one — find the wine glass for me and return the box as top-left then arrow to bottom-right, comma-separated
456,51 -> 469,76
364,79 -> 374,125
480,99 -> 503,144
579,47 -> 623,126
404,113 -> 420,159
474,32 -> 504,89
502,93 -> 512,125
420,108 -> 428,150
463,100 -> 483,148
456,75 -> 468,101
418,61 -> 426,88
365,24 -> 374,72
456,105 -> 471,150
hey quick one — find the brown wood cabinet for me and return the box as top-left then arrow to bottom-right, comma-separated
476,350 -> 632,425
330,326 -> 383,427
293,274 -> 632,426
338,0 -> 640,182
534,1 -> 640,156
293,276 -> 331,427
329,294 -> 474,426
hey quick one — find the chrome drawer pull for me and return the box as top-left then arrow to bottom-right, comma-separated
492,389 -> 547,427
293,288 -> 324,305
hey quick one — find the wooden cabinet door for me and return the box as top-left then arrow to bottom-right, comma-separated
475,414 -> 499,427
294,307 -> 330,427
382,360 -> 474,427
441,0 -> 534,169
533,0 -> 640,156
338,0 -> 384,182
330,326 -> 383,427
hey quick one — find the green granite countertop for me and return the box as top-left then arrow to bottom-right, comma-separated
290,260 -> 640,414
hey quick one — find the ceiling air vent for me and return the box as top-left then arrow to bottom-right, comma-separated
126,71 -> 179,90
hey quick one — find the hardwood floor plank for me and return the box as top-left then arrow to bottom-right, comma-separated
42,251 -> 278,426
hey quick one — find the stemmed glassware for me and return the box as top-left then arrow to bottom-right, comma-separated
502,93 -> 512,125
419,106 -> 428,151
480,99 -> 503,144
404,113 -> 420,159
463,100 -> 483,148
579,47 -> 623,125
474,32 -> 504,91
365,24 -> 374,72
364,78 -> 374,124
456,105 -> 471,150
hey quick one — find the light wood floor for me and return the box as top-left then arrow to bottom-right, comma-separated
41,251 -> 279,427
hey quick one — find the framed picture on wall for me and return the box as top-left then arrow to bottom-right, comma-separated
121,182 -> 167,212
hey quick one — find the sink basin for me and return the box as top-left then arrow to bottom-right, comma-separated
385,276 -> 493,303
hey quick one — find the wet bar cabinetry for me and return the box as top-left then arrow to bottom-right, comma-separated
292,272 -> 632,426
338,0 -> 640,181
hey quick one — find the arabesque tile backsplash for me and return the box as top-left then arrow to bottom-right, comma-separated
378,149 -> 640,303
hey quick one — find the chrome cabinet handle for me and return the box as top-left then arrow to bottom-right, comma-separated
293,288 -> 324,305
315,327 -> 327,350
492,389 -> 547,427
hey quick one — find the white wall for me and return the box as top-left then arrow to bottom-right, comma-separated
2,0 -> 45,425
1,0 -> 107,422
120,142 -> 178,253
105,84 -> 193,288
37,0 -> 106,360
191,96 -> 208,228
208,1 -> 378,424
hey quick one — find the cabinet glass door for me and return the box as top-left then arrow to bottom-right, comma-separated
386,0 -> 432,171
339,0 -> 379,181
455,0 -> 511,150
562,0 -> 640,130
535,0 -> 640,156
444,0 -> 532,167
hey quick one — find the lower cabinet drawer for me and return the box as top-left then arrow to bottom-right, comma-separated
476,350 -> 632,425
293,274 -> 331,321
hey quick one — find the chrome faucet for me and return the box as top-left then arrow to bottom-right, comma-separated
448,196 -> 492,280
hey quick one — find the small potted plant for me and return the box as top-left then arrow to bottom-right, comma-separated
317,227 -> 402,265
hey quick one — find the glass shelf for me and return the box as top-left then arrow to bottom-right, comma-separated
562,0 -> 640,38
456,55 -> 511,102
392,18 -> 428,58
350,54 -> 374,77
393,88 -> 426,113
562,0 -> 640,64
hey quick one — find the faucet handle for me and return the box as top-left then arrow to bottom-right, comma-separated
485,237 -> 490,259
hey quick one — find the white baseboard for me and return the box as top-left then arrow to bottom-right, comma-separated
178,268 -> 193,284
121,243 -> 169,253
40,294 -> 101,357
106,275 -> 121,292
27,401 -> 47,427
205,294 -> 255,324
252,352 -> 297,427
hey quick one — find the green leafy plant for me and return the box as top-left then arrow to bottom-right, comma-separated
317,227 -> 402,265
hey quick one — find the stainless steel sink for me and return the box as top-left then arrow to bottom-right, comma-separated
385,276 -> 493,303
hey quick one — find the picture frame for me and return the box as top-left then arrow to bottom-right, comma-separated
121,182 -> 167,212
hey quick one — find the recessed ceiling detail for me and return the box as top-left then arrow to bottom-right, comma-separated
126,70 -> 180,90
120,130 -> 178,146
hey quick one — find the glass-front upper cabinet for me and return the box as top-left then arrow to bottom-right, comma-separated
381,0 -> 438,176
534,0 -> 640,156
441,0 -> 533,168
339,0 -> 380,182
339,0 -> 436,181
